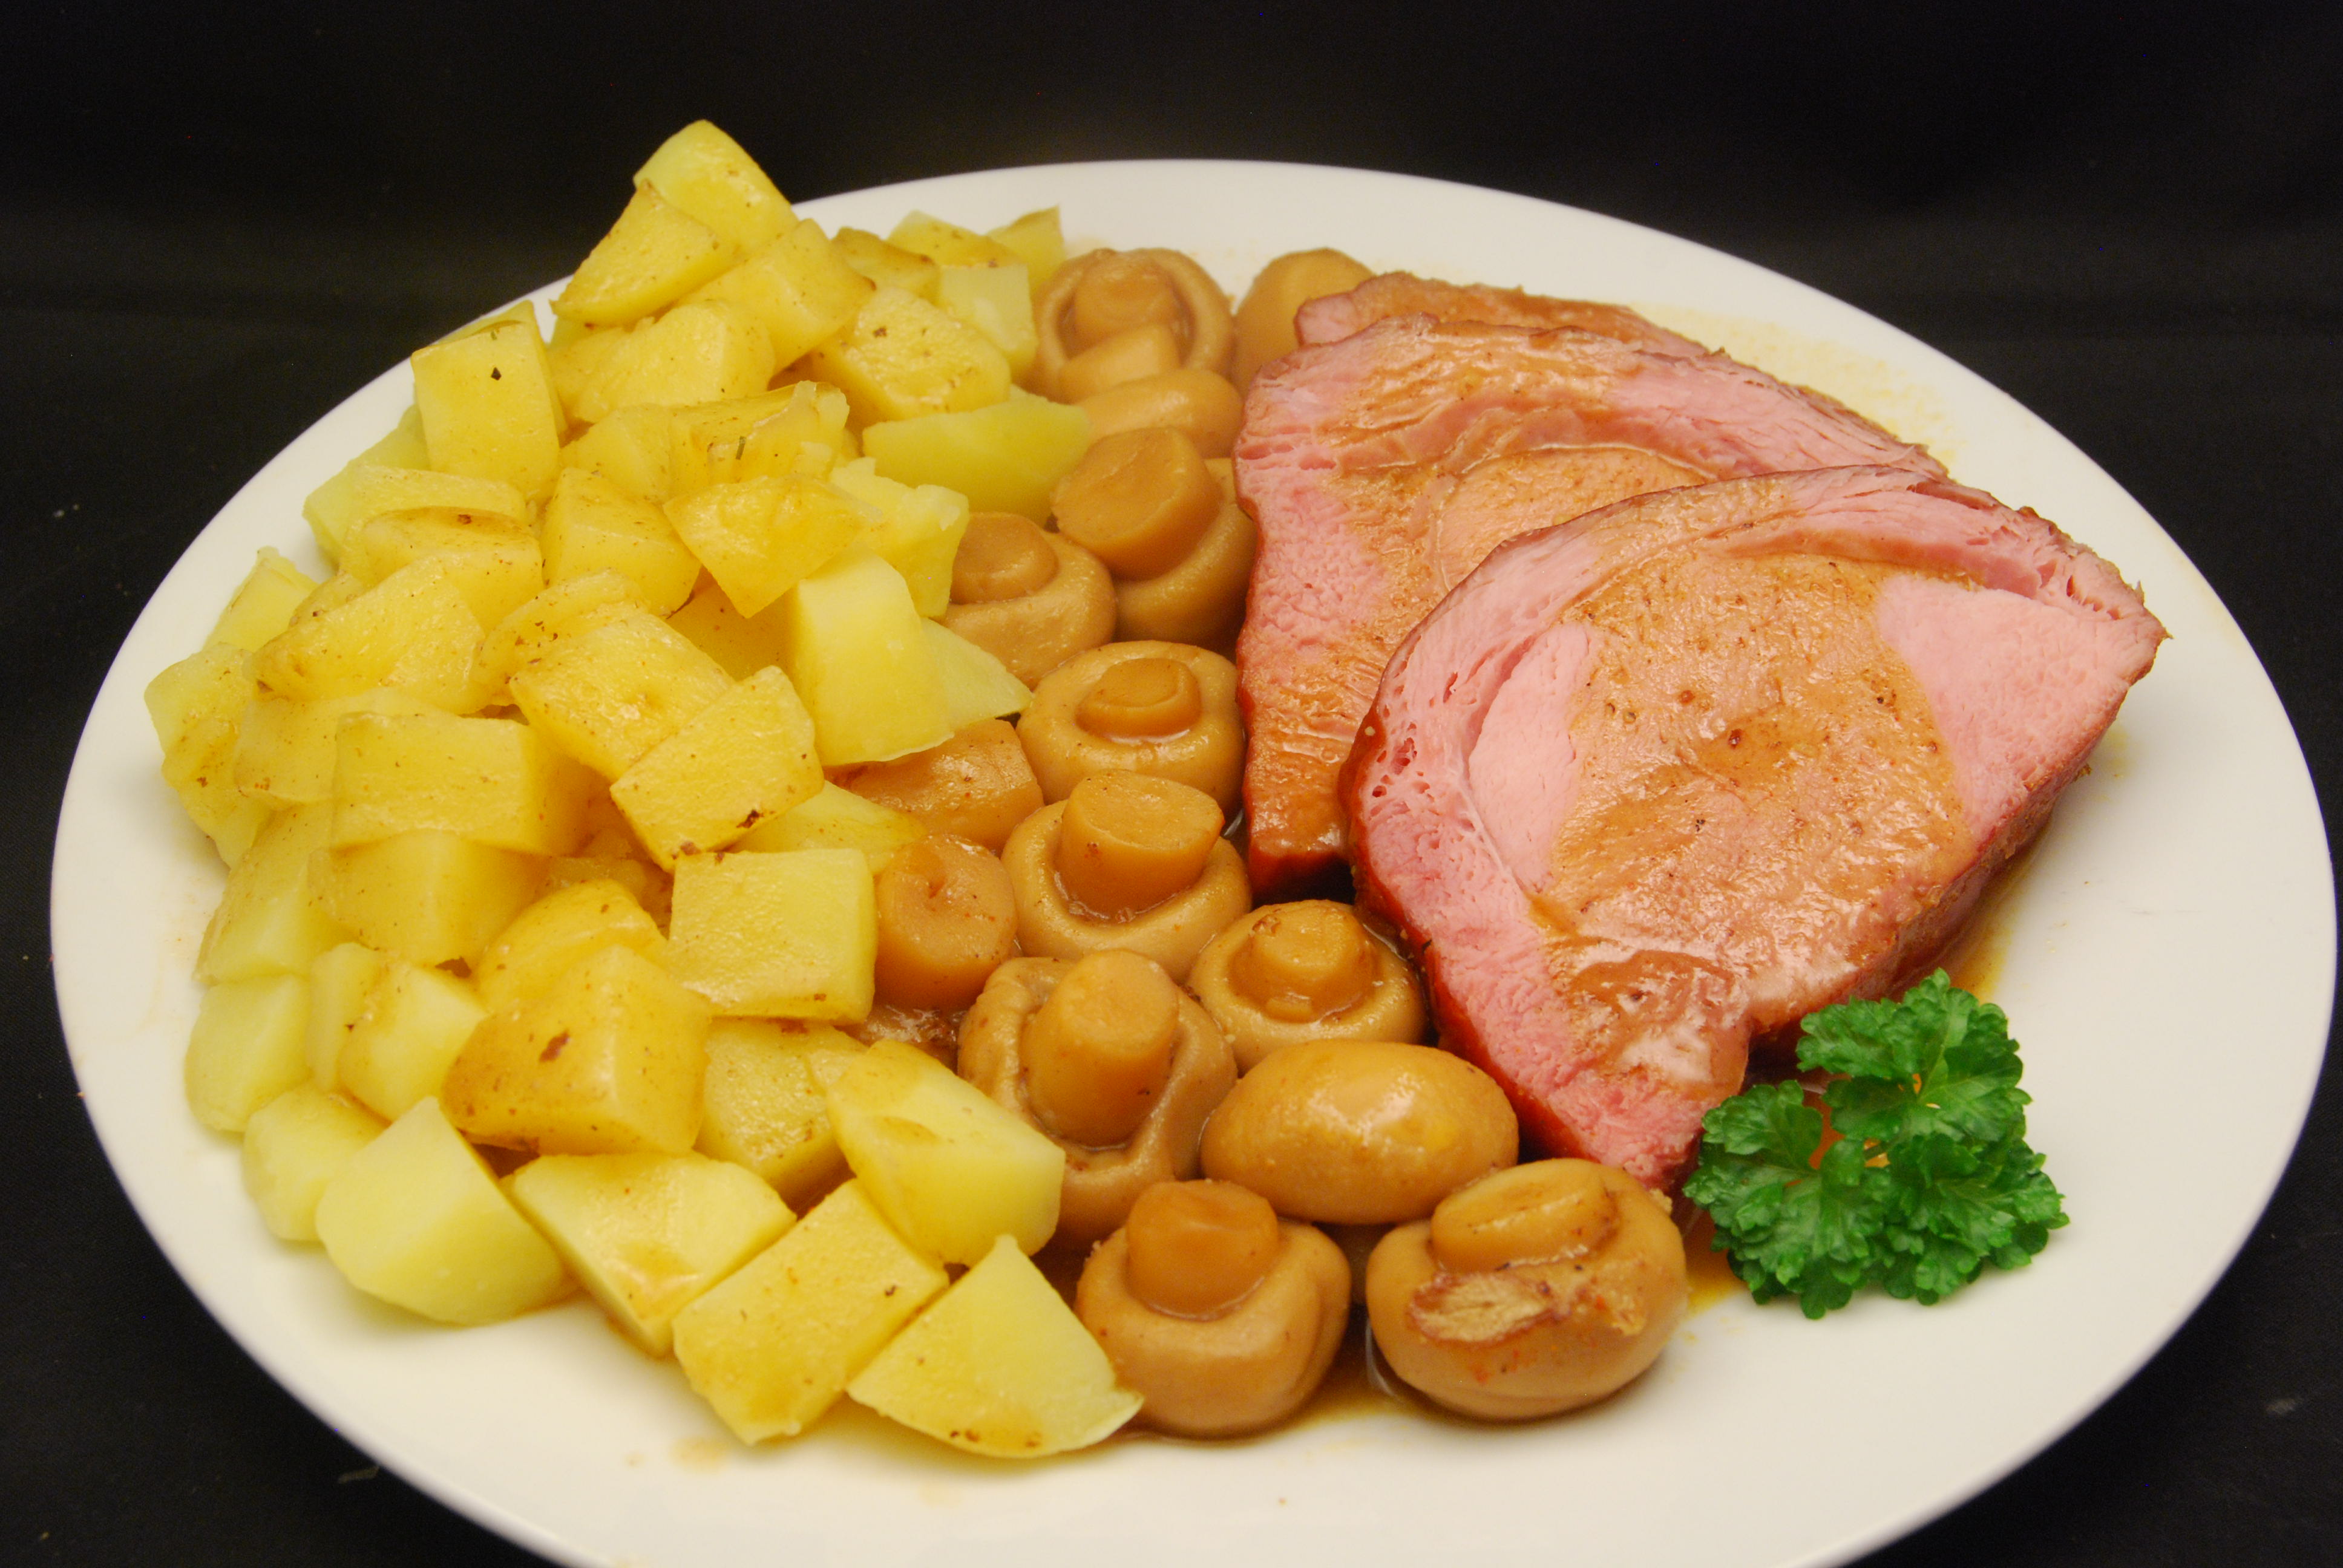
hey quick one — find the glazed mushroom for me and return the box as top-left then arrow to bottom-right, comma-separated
1231,247 -> 1374,388
1076,1180 -> 1351,1438
998,772 -> 1250,982
870,835 -> 1018,1011
940,512 -> 1117,687
1017,640 -> 1244,815
1034,248 -> 1236,402
959,952 -> 1237,1246
1189,901 -> 1429,1071
1052,429 -> 1256,651
1365,1160 -> 1688,1421
833,718 -> 1045,855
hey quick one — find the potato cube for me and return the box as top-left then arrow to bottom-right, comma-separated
634,120 -> 793,256
734,782 -> 923,870
664,574 -> 786,679
341,509 -> 545,630
411,310 -> 563,501
505,1149 -> 791,1356
442,945 -> 711,1157
300,462 -> 526,565
508,609 -> 734,779
575,302 -> 776,423
825,459 -> 968,618
986,207 -> 1066,293
824,1039 -> 1064,1264
208,547 -> 320,653
183,972 -> 312,1134
776,548 -> 953,766
250,558 -> 484,710
831,229 -> 940,299
145,644 -> 270,864
295,408 -> 423,555
697,1019 -> 865,1204
886,212 -> 1025,272
936,262 -> 1037,381
197,803 -> 348,983
319,830 -> 546,967
670,1179 -> 947,1442
232,688 -> 444,809
803,287 -> 1012,426
329,711 -> 592,856
666,848 -> 875,1020
664,474 -> 868,618
473,877 -> 667,1014
304,941 -> 385,1089
861,392 -> 1091,522
548,324 -> 634,425
336,955 -> 488,1121
543,468 -> 701,613
610,666 -> 824,868
315,1097 -> 571,1325
848,1233 -> 1140,1457
474,572 -> 644,703
670,382 -> 856,498
683,220 -> 873,367
557,402 -> 673,502
555,184 -> 736,330
241,1084 -> 385,1242
923,621 -> 1033,729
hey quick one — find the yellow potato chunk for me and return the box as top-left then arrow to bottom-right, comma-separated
473,878 -> 667,1015
555,184 -> 736,330
665,848 -> 876,1021
184,972 -> 312,1134
824,1039 -> 1064,1264
574,302 -> 776,423
250,558 -> 484,710
670,1179 -> 947,1442
298,409 -> 429,558
848,1233 -> 1141,1457
666,382 -> 854,498
442,945 -> 712,1157
329,711 -> 594,855
610,666 -> 825,868
825,459 -> 968,618
696,1019 -> 866,1206
233,688 -> 445,809
776,548 -> 954,767
474,572 -> 644,704
634,120 -> 793,255
145,644 -> 270,864
887,211 -> 1026,272
923,620 -> 1032,730
508,608 -> 734,779
936,262 -> 1037,381
542,468 -> 701,614
733,781 -> 923,870
241,1084 -> 385,1243
315,1097 -> 571,1325
557,403 -> 673,502
986,207 -> 1066,294
304,941 -> 384,1089
664,574 -> 787,679
411,309 -> 563,502
208,547 -> 318,653
197,803 -> 349,984
861,392 -> 1090,522
831,228 -> 940,299
505,1149 -> 792,1356
340,509 -> 545,631
300,462 -> 526,566
336,955 -> 488,1122
318,830 -> 546,969
664,474 -> 869,619
803,286 -> 1012,426
683,220 -> 874,367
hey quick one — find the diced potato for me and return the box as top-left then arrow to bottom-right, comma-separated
887,212 -> 1025,272
696,1019 -> 866,1205
670,382 -> 857,498
336,955 -> 488,1122
802,287 -> 1012,426
442,945 -> 712,1156
664,574 -> 787,679
557,402 -> 673,502
297,410 -> 425,557
508,608 -> 734,779
848,1233 -> 1141,1457
411,309 -> 563,501
249,558 -> 485,710
300,462 -> 527,566
184,972 -> 312,1134
208,548 -> 319,653
634,120 -> 793,256
574,302 -> 776,423
922,620 -> 1033,728
683,220 -> 874,367
506,1149 -> 791,1356
340,509 -> 545,630
670,1179 -> 947,1442
775,548 -> 954,766
241,1084 -> 385,1243
734,781 -> 923,870
610,666 -> 825,868
666,848 -> 876,1020
831,229 -> 940,300
543,468 -> 701,614
548,324 -> 635,426
986,207 -> 1066,295
304,941 -> 385,1089
936,262 -> 1037,381
473,878 -> 667,1015
318,830 -> 546,968
555,184 -> 736,330
664,475 -> 870,619
825,459 -> 968,618
861,392 -> 1091,522
475,571 -> 644,704
824,1039 -> 1064,1264
234,688 -> 445,809
315,1097 -> 571,1325
145,644 -> 270,864
197,803 -> 349,983
329,711 -> 593,856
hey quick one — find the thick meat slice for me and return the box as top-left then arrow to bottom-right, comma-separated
1295,272 -> 1706,356
1346,467 -> 2166,1187
1234,313 -> 1942,898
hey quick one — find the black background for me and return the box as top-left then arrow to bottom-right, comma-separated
7,3 -> 2339,1564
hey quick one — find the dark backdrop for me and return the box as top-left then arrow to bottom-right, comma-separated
7,4 -> 2338,1564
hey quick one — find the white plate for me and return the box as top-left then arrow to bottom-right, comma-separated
53,160 -> 2335,1568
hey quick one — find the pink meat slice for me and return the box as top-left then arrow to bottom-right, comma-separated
1345,466 -> 2166,1187
1235,312 -> 1942,898
1295,272 -> 1708,356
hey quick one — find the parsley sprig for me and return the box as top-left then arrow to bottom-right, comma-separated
1682,972 -> 2067,1318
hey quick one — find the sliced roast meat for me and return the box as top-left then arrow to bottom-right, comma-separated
1294,272 -> 1706,356
1234,312 -> 1942,898
1345,466 -> 2166,1187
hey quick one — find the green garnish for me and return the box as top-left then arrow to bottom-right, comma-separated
1681,972 -> 2067,1318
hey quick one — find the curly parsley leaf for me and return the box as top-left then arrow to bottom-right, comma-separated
1685,972 -> 2066,1317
